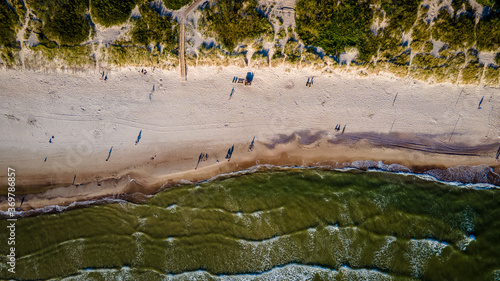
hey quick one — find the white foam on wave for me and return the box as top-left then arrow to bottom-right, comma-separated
339,265 -> 393,281
178,179 -> 193,185
166,203 -> 178,211
8,162 -> 497,218
352,160 -> 412,173
374,236 -> 397,266
18,238 -> 87,263
366,169 -> 500,190
456,235 -> 476,251
56,263 -> 400,281
0,198 -> 127,219
132,232 -> 145,263
196,163 -> 500,192
491,269 -> 500,281
323,224 -> 358,264
406,238 -> 449,278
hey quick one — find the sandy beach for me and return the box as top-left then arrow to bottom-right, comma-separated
0,66 -> 499,212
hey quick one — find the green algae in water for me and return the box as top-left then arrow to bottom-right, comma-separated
1,169 -> 499,280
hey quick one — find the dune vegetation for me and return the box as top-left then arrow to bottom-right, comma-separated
0,0 -> 498,85
90,0 -> 138,27
201,0 -> 273,50
162,0 -> 193,10
27,0 -> 90,45
131,4 -> 177,50
0,1 -> 19,47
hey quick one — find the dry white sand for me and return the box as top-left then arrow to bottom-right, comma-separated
0,66 -> 499,210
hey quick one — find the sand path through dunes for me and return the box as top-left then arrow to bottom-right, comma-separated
179,0 -> 206,81
0,66 -> 499,209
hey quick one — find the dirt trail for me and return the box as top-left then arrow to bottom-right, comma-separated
179,0 -> 205,81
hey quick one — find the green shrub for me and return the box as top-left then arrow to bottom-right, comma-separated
450,52 -> 466,66
474,0 -> 499,9
91,0 -> 137,27
432,9 -> 475,49
357,33 -> 379,62
0,1 -> 20,47
162,0 -> 192,10
476,13 -> 500,51
439,47 -> 452,58
423,41 -> 433,53
277,27 -> 286,39
296,0 -> 372,58
495,53 -> 500,65
376,34 -> 401,59
202,0 -> 273,50
105,45 -> 163,66
381,0 -> 420,33
392,53 -> 410,66
410,40 -> 424,51
410,19 -> 431,47
483,67 -> 499,85
467,48 -> 479,63
31,44 -> 93,66
131,4 -> 177,51
461,62 -> 482,83
272,48 -> 284,60
0,47 -> 18,65
412,54 -> 445,69
28,0 -> 90,45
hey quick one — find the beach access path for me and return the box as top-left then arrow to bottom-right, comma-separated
179,0 -> 206,81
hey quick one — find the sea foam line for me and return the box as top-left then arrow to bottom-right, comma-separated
54,263 -> 397,281
4,162 -> 497,218
0,197 -> 127,219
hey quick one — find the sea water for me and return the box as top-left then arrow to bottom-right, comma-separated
1,169 -> 499,280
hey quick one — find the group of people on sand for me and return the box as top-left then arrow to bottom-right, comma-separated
195,153 -> 209,170
306,77 -> 314,87
334,124 -> 346,134
100,72 -> 108,81
195,136 -> 257,170
225,145 -> 234,161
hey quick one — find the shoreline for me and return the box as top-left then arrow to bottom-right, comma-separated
1,135 -> 499,215
0,66 -> 499,213
1,159 -> 499,218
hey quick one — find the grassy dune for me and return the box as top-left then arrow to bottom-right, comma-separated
0,0 -> 498,85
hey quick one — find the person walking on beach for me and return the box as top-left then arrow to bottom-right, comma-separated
135,130 -> 142,145
195,153 -> 203,170
248,136 -> 255,151
106,146 -> 113,161
229,88 -> 234,100
225,145 -> 234,161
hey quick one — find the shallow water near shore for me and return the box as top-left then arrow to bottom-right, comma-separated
1,169 -> 500,280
